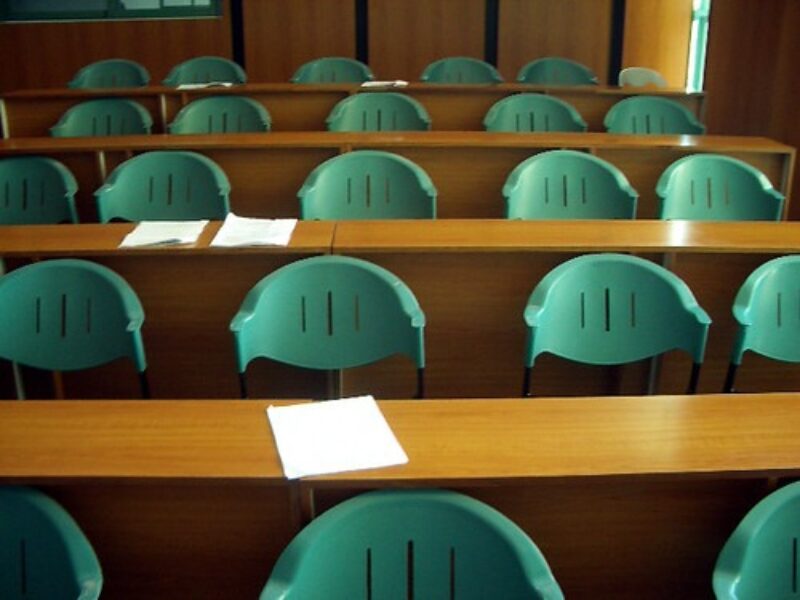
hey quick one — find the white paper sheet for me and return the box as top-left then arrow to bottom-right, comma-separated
210,213 -> 297,247
175,82 -> 235,90
119,220 -> 208,248
267,396 -> 408,480
360,80 -> 409,88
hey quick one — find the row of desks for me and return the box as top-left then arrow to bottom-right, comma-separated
0,131 -> 794,221
4,219 -> 800,399
1,393 -> 796,598
0,83 -> 705,137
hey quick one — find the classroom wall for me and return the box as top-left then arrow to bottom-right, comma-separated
0,0 -> 233,92
704,0 -> 800,219
621,0 -> 692,88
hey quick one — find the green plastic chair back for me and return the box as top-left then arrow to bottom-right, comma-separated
421,57 -> 503,84
291,57 -> 374,84
169,95 -> 271,134
299,150 -> 436,220
0,259 -> 148,396
723,256 -> 800,392
68,58 -> 150,89
95,150 -> 230,222
0,156 -> 78,225
230,255 -> 426,397
523,253 -> 710,395
0,486 -> 102,600
326,92 -> 431,131
50,99 -> 152,138
604,96 -> 705,134
618,67 -> 667,88
516,57 -> 598,86
714,482 -> 800,599
656,154 -> 784,221
260,489 -> 564,600
504,150 -> 637,220
162,56 -> 246,86
483,93 -> 587,133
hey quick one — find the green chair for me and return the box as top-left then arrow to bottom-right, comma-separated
50,99 -> 152,137
724,256 -> 800,392
291,57 -> 374,84
299,150 -> 436,220
326,92 -> 431,131
714,481 -> 800,599
656,154 -> 784,221
169,95 -> 271,134
0,259 -> 149,398
516,57 -> 598,86
261,489 -> 564,600
0,156 -> 78,225
162,56 -> 246,86
484,93 -> 587,133
0,486 -> 102,600
618,67 -> 667,88
504,150 -> 637,220
604,96 -> 705,134
231,255 -> 426,398
95,150 -> 230,222
68,58 -> 150,89
421,57 -> 503,84
522,253 -> 710,396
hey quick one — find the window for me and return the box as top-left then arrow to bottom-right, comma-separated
687,0 -> 711,92
0,0 -> 221,21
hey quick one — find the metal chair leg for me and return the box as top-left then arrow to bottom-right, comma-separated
723,363 -> 739,393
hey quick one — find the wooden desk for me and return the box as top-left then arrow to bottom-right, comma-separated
1,83 -> 704,137
0,394 -> 794,598
332,219 -> 800,398
0,221 -> 335,399
0,132 -> 792,222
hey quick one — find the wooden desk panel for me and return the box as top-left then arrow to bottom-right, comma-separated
333,220 -> 800,398
0,132 -> 791,222
1,395 -> 795,598
0,222 -> 335,399
1,84 -> 705,137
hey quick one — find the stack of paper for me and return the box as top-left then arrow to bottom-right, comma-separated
210,213 -> 297,247
267,396 -> 408,479
119,220 -> 208,248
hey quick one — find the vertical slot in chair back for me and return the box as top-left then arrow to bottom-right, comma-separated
0,157 -> 78,224
299,151 -> 436,220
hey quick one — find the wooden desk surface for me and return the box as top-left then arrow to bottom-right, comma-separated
0,220 -> 334,256
333,219 -> 800,253
2,393 -> 799,484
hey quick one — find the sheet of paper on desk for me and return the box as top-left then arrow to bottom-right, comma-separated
210,213 -> 297,247
176,82 -> 234,90
267,395 -> 408,480
119,220 -> 208,248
